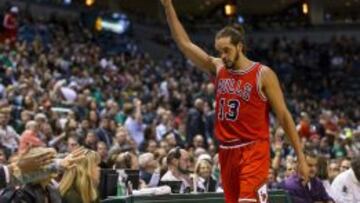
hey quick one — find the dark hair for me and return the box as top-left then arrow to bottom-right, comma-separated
216,24 -> 246,52
304,150 -> 318,159
317,156 -> 328,180
166,147 -> 181,166
115,151 -> 132,169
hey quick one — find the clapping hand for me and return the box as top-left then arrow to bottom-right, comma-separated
59,147 -> 87,169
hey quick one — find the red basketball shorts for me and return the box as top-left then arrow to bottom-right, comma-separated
218,139 -> 270,203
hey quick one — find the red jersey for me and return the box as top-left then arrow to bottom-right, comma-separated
214,62 -> 270,142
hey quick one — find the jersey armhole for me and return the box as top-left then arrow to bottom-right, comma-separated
256,65 -> 268,101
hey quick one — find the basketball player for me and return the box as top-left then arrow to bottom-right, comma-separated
160,0 -> 310,203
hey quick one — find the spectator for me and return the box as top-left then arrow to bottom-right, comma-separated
161,147 -> 192,193
84,131 -> 98,150
124,99 -> 146,146
95,117 -> 113,148
114,151 -> 139,170
138,152 -> 160,187
59,150 -> 100,203
186,98 -> 206,148
0,110 -> 19,155
340,157 -> 352,172
96,141 -> 109,168
192,134 -> 205,149
284,161 -> 297,178
66,136 -> 80,153
296,112 -> 311,138
19,121 -> 45,153
109,127 -> 131,154
317,156 -> 333,198
328,161 -> 340,183
2,6 -> 18,42
5,147 -> 62,203
193,158 -> 217,192
331,156 -> 360,203
155,111 -> 171,141
281,151 -> 334,203
268,167 -> 281,189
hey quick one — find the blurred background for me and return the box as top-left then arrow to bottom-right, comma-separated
0,0 -> 359,202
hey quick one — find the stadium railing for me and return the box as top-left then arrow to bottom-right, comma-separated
101,190 -> 293,203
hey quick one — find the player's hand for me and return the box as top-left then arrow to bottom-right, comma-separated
160,0 -> 172,7
298,158 -> 310,184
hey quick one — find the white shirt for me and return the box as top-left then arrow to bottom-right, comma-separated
331,168 -> 360,203
0,126 -> 19,151
161,170 -> 190,193
322,180 -> 334,200
155,123 -> 167,141
124,117 -> 145,146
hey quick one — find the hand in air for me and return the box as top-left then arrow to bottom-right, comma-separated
160,0 -> 172,7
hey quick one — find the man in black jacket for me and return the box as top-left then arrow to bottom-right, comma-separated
186,98 -> 207,148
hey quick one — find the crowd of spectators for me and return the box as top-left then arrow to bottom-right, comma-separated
0,5 -> 359,203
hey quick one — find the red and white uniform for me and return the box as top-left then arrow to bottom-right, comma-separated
215,62 -> 270,203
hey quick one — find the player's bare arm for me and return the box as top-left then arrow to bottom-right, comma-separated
160,0 -> 219,74
261,66 -> 310,182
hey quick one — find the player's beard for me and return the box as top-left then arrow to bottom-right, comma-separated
224,47 -> 240,70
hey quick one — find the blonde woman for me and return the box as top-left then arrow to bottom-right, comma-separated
193,158 -> 217,193
59,150 -> 101,203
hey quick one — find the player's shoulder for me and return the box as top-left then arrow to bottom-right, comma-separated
258,64 -> 273,75
259,64 -> 277,80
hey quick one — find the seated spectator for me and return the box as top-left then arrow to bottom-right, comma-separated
284,161 -> 297,178
138,152 -> 160,187
114,151 -> 139,170
59,149 -> 100,203
268,167 -> 281,190
339,157 -> 351,172
161,147 -> 192,193
331,156 -> 360,203
327,161 -> 340,183
193,158 -> 217,192
281,151 -> 334,203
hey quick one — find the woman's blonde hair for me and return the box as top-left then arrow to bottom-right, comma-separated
59,150 -> 100,203
195,159 -> 212,175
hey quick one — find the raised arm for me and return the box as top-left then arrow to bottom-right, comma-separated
160,0 -> 217,74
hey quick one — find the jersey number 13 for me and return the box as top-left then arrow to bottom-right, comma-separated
218,98 -> 240,121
